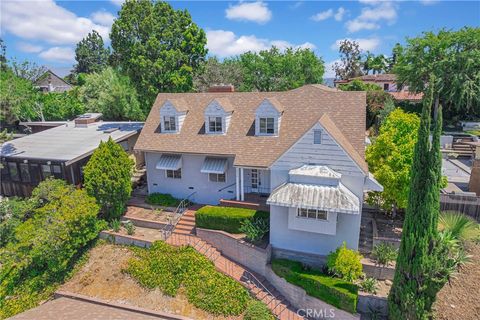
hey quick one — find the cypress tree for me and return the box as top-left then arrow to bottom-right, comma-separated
388,77 -> 446,319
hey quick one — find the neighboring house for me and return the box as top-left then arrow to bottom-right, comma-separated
1,113 -> 143,197
135,85 -> 382,257
34,70 -> 72,93
334,73 -> 423,103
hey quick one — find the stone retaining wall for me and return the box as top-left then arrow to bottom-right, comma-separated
357,292 -> 388,318
196,228 -> 271,276
264,266 -> 360,320
99,231 -> 152,248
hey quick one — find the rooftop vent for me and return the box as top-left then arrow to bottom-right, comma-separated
208,84 -> 235,93
74,113 -> 102,128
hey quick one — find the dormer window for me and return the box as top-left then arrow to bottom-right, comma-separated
259,117 -> 275,134
208,116 -> 223,133
163,116 -> 177,132
204,98 -> 233,135
255,98 -> 283,136
159,99 -> 188,134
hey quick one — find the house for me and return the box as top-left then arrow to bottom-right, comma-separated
1,113 -> 143,197
135,84 -> 382,257
334,73 -> 423,102
34,70 -> 72,93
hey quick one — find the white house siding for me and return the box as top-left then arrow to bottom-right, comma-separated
243,169 -> 271,193
145,152 -> 236,204
270,206 -> 361,256
268,122 -> 366,255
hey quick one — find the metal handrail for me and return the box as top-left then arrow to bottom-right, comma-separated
161,192 -> 196,239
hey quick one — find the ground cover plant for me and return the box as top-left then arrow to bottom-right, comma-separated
326,242 -> 363,282
145,193 -> 181,207
0,179 -> 105,318
271,259 -> 358,313
126,241 -> 252,316
196,205 -> 269,234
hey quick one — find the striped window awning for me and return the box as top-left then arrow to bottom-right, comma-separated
201,157 -> 228,174
156,154 -> 182,170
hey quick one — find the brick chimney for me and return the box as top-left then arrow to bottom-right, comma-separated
208,84 -> 235,93
74,113 -> 102,128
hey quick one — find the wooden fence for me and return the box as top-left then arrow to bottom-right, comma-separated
440,193 -> 480,222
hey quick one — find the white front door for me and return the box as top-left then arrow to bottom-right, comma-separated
251,169 -> 261,192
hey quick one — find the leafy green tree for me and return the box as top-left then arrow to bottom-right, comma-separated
40,89 -> 85,120
239,46 -> 324,92
0,38 -> 7,70
339,79 -> 393,128
79,67 -> 144,120
11,59 -> 48,82
83,138 -> 134,220
388,79 -> 447,319
193,56 -> 243,92
110,0 -> 207,110
366,109 -> 421,213
0,69 -> 41,123
394,27 -> 480,119
333,39 -> 363,80
74,30 -> 110,74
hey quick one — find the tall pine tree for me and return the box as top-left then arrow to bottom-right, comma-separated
388,77 -> 446,319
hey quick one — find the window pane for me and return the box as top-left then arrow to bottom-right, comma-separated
259,118 -> 266,133
30,164 -> 41,184
218,173 -> 225,182
8,162 -> 19,181
174,168 -> 181,179
41,165 -> 52,178
317,210 -> 328,220
298,208 -> 308,218
314,130 -> 322,144
52,165 -> 62,178
307,209 -> 316,219
19,163 -> 31,182
164,116 -> 176,131
266,118 -> 274,133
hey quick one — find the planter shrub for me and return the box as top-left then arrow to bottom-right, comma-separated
271,259 -> 358,314
244,300 -> 275,320
326,242 -> 363,282
196,206 -> 269,234
145,193 -> 181,207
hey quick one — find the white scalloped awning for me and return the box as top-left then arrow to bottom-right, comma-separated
156,154 -> 182,170
201,157 -> 228,174
267,182 -> 360,214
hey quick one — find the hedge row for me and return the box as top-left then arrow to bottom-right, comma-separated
195,206 -> 269,234
145,193 -> 181,207
271,259 -> 358,314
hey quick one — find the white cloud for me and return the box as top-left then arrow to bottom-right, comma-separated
39,47 -> 75,62
0,0 -> 110,45
312,7 -> 346,22
345,1 -> 397,33
206,29 -> 315,57
225,1 -> 272,24
331,37 -> 381,52
311,9 -> 333,22
91,11 -> 115,28
17,42 -> 43,53
324,59 -> 340,78
110,0 -> 124,6
334,7 -> 346,21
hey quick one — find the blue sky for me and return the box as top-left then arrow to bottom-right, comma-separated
1,0 -> 479,77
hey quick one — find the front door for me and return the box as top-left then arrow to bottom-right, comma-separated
251,169 -> 261,193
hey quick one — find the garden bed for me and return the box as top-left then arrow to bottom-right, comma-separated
60,242 -> 232,320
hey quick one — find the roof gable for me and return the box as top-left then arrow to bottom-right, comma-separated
205,98 -> 233,115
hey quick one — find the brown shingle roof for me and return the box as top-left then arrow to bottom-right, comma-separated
356,73 -> 396,82
389,91 -> 423,102
135,85 -> 367,169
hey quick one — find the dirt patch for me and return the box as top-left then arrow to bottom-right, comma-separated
61,242 -> 231,320
433,243 -> 480,320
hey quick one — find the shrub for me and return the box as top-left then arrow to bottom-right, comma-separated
271,259 -> 358,313
438,211 -> 479,242
196,206 -> 269,234
83,137 -> 134,220
145,193 -> 180,207
239,216 -> 269,242
110,219 -> 121,232
326,243 -> 363,282
126,241 -> 251,316
244,300 -> 274,320
372,243 -> 398,267
124,221 -> 135,235
359,277 -> 378,294
0,187 -> 103,318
